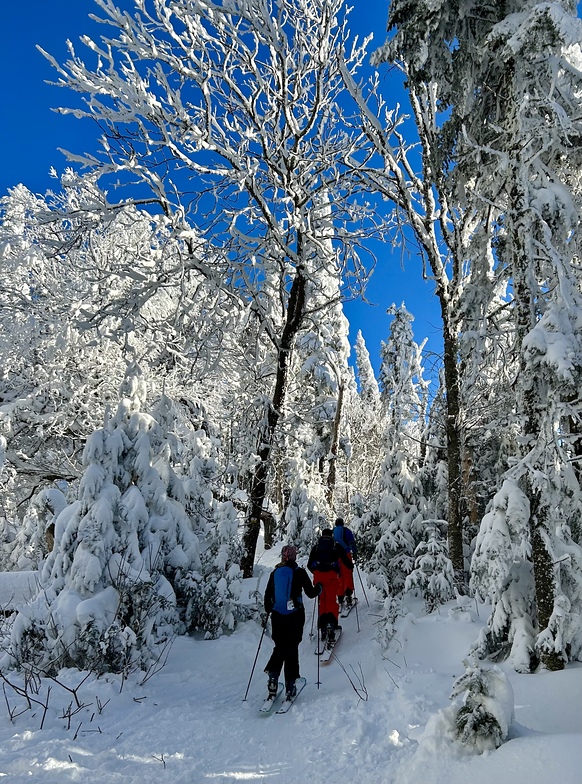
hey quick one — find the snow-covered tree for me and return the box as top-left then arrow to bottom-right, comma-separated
454,2 -> 582,670
342,31 -> 474,589
405,521 -> 454,612
41,0 -> 382,577
1,365 -> 200,675
449,659 -> 515,754
359,0 -> 582,668
283,463 -> 321,555
348,331 -> 384,499
417,658 -> 514,755
0,178 -> 177,516
179,499 -> 245,640
361,305 -> 430,600
355,330 -> 381,411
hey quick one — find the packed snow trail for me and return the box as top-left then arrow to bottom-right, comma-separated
0,566 -> 580,782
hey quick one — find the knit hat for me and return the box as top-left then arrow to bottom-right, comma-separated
281,544 -> 297,562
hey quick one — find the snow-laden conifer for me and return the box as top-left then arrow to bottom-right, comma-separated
471,480 -> 538,672
405,521 -> 455,612
1,365 -> 200,675
463,3 -> 582,669
417,657 -> 514,756
355,330 -> 381,411
349,332 -> 384,499
362,305 -> 430,601
162,397 -> 248,640
449,659 -> 515,754
284,464 -> 321,556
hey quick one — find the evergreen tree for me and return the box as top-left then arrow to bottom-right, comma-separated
367,0 -> 582,668
362,305 -> 430,600
355,330 -> 381,411
449,659 -> 515,754
283,460 -> 321,555
462,2 -> 582,670
405,521 -> 455,612
348,334 -> 384,500
2,365 -> 200,674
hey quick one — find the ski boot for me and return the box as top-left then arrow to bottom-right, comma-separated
285,680 -> 297,700
267,674 -> 278,698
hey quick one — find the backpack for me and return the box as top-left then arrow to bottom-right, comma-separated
312,536 -> 339,572
272,564 -> 303,615
333,525 -> 347,550
333,525 -> 354,553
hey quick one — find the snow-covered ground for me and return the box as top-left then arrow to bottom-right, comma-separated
0,547 -> 580,783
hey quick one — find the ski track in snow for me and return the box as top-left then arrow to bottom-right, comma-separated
0,580 -> 580,783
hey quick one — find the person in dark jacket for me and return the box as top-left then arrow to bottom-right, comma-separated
264,544 -> 321,699
333,517 -> 358,609
307,529 -> 353,644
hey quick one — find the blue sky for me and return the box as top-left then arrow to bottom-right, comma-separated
0,0 -> 442,378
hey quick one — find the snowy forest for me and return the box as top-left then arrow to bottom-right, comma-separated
1,0 -> 582,757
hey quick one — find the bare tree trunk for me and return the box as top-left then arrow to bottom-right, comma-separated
326,382 -> 344,507
441,317 -> 465,591
261,511 -> 276,550
240,266 -> 307,577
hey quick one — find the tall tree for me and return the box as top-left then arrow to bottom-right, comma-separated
368,0 -> 582,668
463,3 -> 582,670
341,29 -> 477,589
363,303 -> 431,599
42,0 -> 379,576
347,331 -> 384,500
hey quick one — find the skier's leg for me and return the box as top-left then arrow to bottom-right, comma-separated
264,612 -> 284,683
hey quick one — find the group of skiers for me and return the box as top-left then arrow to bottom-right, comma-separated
263,517 -> 358,701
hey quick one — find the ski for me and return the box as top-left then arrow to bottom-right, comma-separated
275,677 -> 306,714
258,682 -> 284,715
319,626 -> 342,663
340,597 -> 358,618
315,625 -> 342,656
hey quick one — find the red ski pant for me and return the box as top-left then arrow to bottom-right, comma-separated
313,569 -> 340,629
338,553 -> 354,598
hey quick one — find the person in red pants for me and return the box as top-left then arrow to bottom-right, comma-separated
308,529 -> 353,645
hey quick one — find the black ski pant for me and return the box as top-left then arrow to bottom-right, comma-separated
264,608 -> 305,684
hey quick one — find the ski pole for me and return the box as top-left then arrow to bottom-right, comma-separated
354,589 -> 361,633
355,563 -> 370,607
310,592 -> 317,640
316,593 -> 321,689
243,612 -> 270,701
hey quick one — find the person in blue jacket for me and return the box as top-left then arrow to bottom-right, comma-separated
333,517 -> 358,608
264,545 -> 321,700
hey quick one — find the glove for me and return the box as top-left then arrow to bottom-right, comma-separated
315,582 -> 323,595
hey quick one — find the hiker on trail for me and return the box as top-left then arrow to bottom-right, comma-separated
264,544 -> 322,700
307,529 -> 353,644
333,517 -> 358,610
